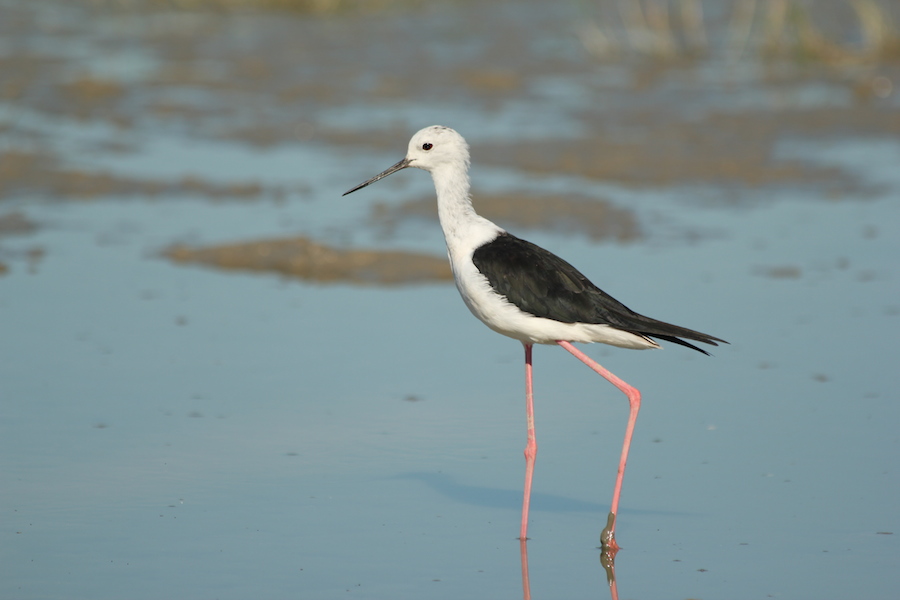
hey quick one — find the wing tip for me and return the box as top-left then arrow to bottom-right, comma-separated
652,333 -> 728,356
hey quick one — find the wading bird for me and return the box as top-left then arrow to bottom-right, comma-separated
343,126 -> 726,552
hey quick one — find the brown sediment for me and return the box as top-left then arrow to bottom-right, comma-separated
58,77 -> 127,120
94,0 -> 422,14
476,106 -> 900,188
373,193 -> 642,243
0,212 -> 39,236
165,236 -> 452,285
455,68 -> 524,94
0,212 -> 41,276
0,150 -> 272,201
0,0 -> 895,299
2,0 -> 894,200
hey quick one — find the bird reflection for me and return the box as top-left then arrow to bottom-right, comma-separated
519,529 -> 620,600
519,540 -> 532,600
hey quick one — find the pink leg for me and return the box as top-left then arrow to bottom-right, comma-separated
519,539 -> 532,600
557,340 -> 641,553
520,343 -> 537,540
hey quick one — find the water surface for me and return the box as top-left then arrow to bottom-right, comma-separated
1,1 -> 898,598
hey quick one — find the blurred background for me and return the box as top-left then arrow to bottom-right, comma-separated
1,1 -> 898,598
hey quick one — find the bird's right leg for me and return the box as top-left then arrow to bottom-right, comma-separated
557,340 -> 641,555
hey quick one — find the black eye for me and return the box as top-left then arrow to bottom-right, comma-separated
422,143 -> 433,151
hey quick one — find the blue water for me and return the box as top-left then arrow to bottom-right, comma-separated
2,1 -> 899,599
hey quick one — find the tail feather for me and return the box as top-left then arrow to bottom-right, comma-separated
650,334 -> 712,355
624,315 -> 728,355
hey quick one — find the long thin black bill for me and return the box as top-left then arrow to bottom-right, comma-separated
342,157 -> 411,196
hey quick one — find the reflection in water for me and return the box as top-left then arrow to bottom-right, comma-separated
518,538 -> 620,600
598,542 -> 619,600
395,471 -> 604,512
519,540 -> 531,600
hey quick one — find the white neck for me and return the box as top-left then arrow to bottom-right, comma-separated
430,163 -> 501,252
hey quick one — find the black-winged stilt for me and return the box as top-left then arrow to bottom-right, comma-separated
343,125 -> 726,552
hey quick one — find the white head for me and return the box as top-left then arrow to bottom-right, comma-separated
405,125 -> 470,172
343,125 -> 470,196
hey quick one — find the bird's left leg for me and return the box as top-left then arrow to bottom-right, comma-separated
520,343 -> 537,540
556,340 -> 641,554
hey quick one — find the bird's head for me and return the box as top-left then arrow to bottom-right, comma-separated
405,125 -> 470,172
343,125 -> 469,196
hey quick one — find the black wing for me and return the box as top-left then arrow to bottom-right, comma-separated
471,233 -> 727,354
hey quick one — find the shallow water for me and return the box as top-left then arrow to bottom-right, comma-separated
2,1 -> 899,599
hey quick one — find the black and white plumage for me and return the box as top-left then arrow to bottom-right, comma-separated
471,231 -> 722,354
343,125 -> 726,552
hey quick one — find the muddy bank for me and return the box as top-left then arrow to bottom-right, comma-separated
372,192 -> 642,243
0,150 -> 277,201
478,106 -> 900,190
1,0 -> 897,284
166,236 -> 452,284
